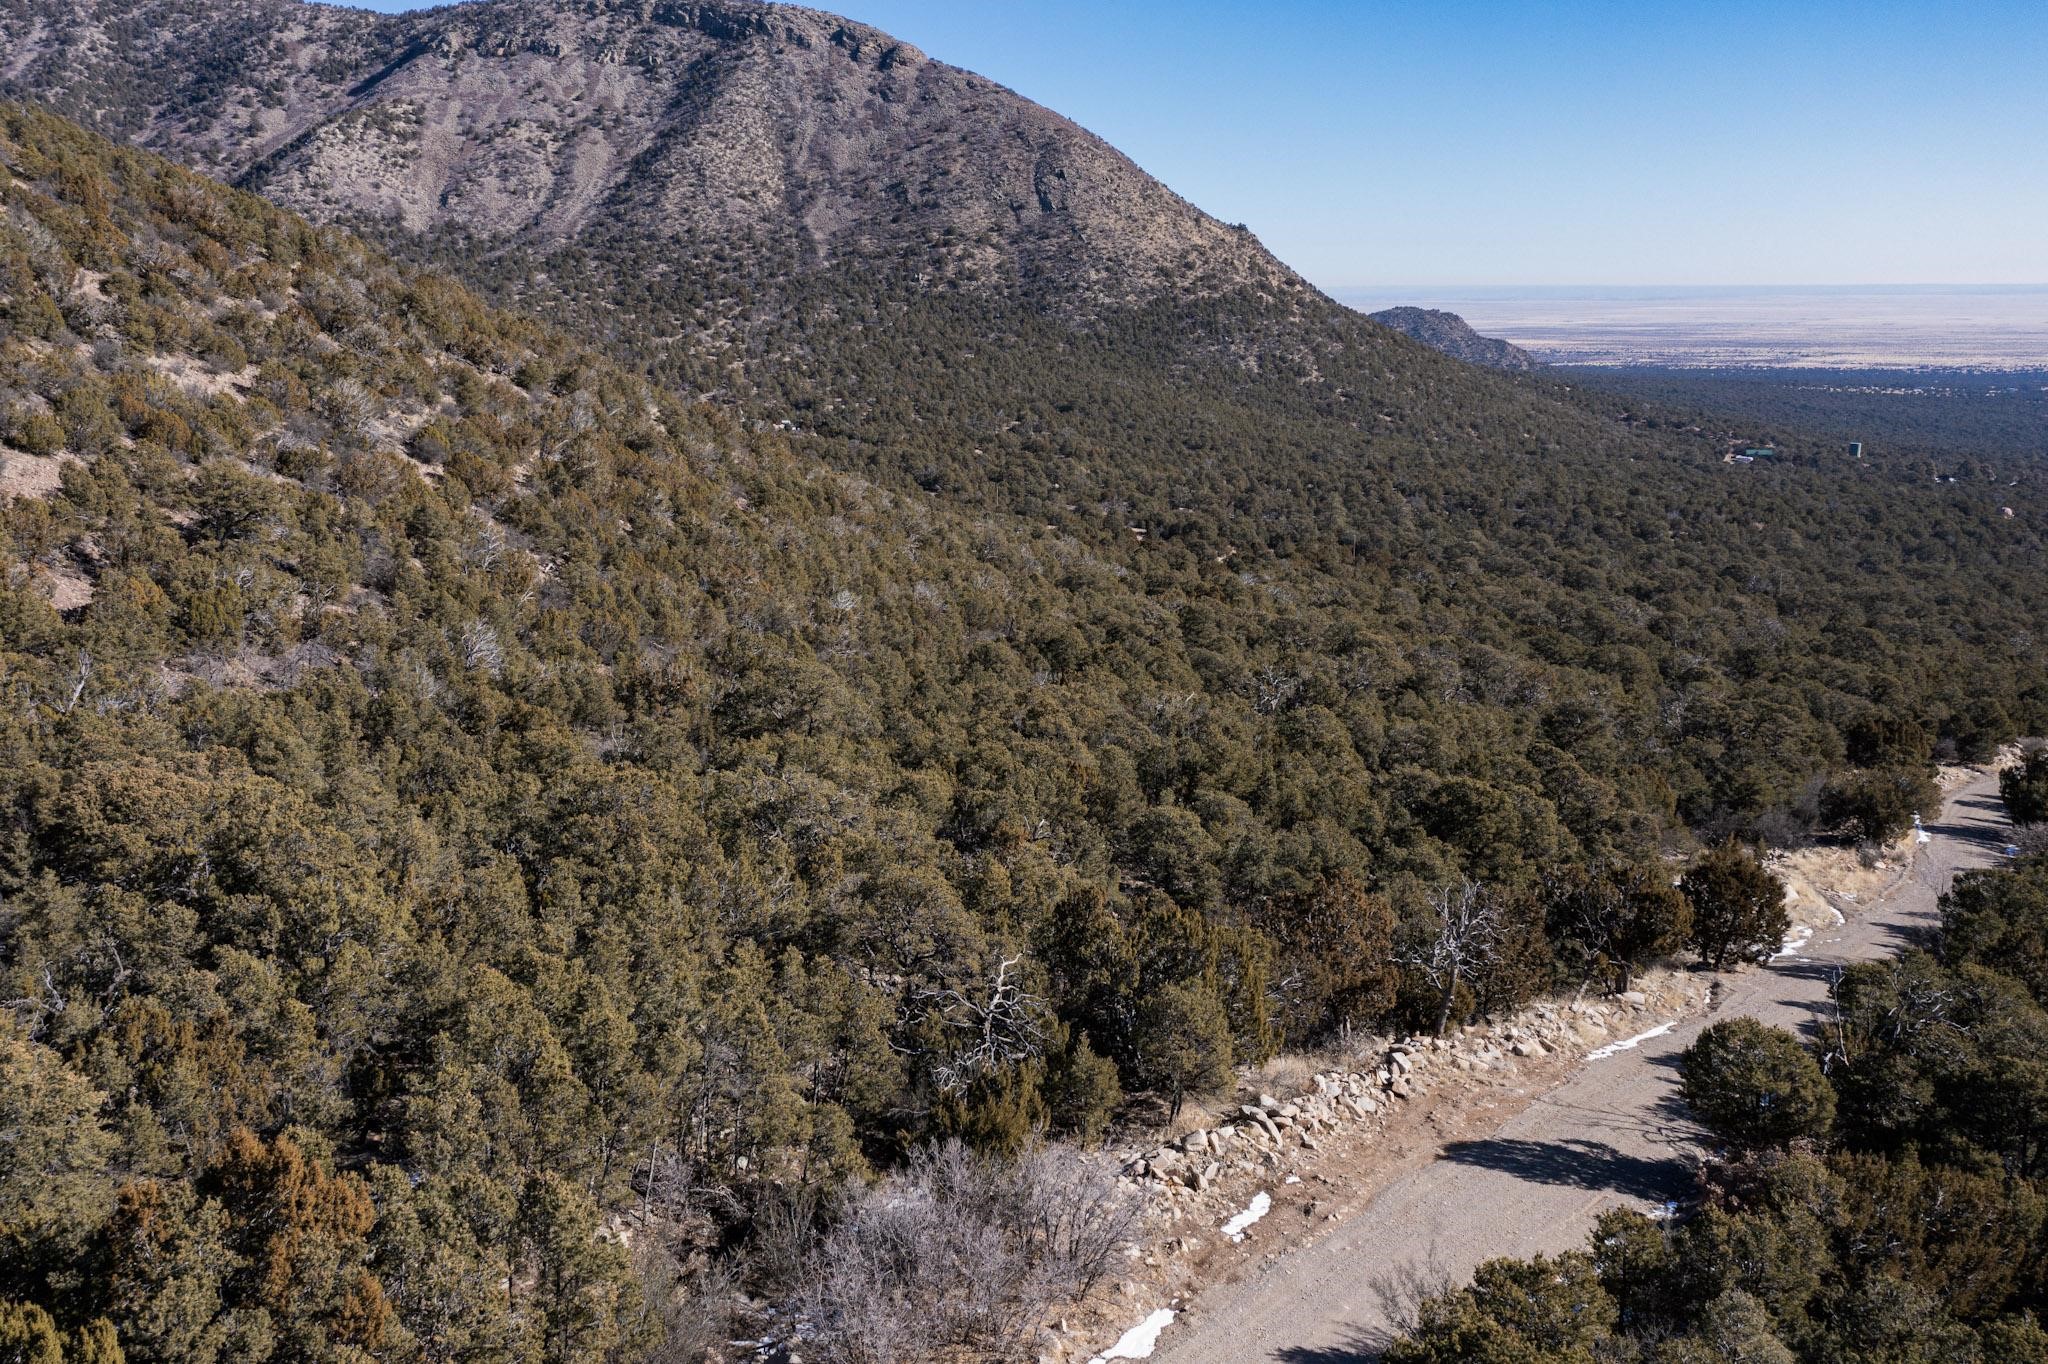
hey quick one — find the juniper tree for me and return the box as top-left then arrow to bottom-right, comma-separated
1679,1018 -> 1835,1150
1683,841 -> 1788,970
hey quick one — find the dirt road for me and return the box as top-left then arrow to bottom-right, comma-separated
1152,772 -> 2011,1364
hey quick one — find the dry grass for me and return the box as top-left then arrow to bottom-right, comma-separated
0,444 -> 72,500
144,352 -> 256,398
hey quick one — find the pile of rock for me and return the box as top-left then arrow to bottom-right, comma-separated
1117,973 -> 1708,1207
1124,1066 -> 1401,1196
1449,989 -> 1690,1064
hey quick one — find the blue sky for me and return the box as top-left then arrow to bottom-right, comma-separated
347,0 -> 2048,289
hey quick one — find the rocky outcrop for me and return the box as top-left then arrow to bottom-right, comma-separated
1367,306 -> 1537,370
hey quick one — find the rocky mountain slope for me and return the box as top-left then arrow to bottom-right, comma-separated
0,0 -> 1304,315
1368,305 -> 1537,369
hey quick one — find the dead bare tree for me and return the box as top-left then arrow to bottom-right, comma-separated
903,956 -> 1051,1094
57,649 -> 92,715
1404,879 -> 1504,1037
458,620 -> 504,675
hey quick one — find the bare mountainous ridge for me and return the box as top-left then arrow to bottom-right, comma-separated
0,0 -> 1578,399
0,0 -> 1304,312
1367,305 -> 1537,371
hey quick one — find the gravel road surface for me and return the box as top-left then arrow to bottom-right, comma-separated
1153,771 -> 2011,1364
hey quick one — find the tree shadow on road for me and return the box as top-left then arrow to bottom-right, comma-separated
1872,917 -> 1942,953
1437,1137 -> 1688,1202
1275,1333 -> 1388,1364
1770,959 -> 1844,984
1926,796 -> 2012,851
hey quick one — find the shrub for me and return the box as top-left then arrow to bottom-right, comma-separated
5,405 -> 65,457
1680,1018 -> 1835,1150
180,584 -> 245,644
1544,862 -> 1692,995
803,1142 -> 1135,1364
1682,842 -> 1788,970
2002,748 -> 2048,826
1819,767 -> 1942,843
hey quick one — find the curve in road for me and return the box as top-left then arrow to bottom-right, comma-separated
1152,771 -> 2011,1364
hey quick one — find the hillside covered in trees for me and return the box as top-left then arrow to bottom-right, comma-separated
0,72 -> 2044,1364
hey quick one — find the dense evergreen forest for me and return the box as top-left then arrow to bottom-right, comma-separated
440,224 -> 2048,838
1385,829 -> 2048,1364
0,106 -> 2045,1362
1561,364 -> 2048,465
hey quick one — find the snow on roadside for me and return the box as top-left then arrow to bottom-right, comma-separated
1773,925 -> 1814,960
1221,1191 -> 1271,1243
1585,1021 -> 1677,1061
1086,1308 -> 1177,1363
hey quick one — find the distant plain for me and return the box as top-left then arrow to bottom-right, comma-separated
1335,284 -> 2048,369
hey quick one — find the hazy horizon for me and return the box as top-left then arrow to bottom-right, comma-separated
1338,283 -> 2048,295
1335,282 -> 2048,369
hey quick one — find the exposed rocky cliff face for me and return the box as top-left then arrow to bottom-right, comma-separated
1,0 -> 1307,314
1367,306 -> 1537,370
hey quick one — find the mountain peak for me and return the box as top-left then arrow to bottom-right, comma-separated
2,0 -> 1306,314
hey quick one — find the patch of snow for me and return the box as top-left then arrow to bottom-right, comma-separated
1087,1308 -> 1177,1363
1283,1174 -> 1302,1186
1586,1021 -> 1677,1061
1827,908 -> 1845,925
1222,1191 -> 1272,1243
1773,925 -> 1813,960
